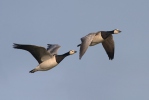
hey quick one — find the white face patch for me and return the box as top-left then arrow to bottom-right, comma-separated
69,50 -> 76,55
114,29 -> 121,34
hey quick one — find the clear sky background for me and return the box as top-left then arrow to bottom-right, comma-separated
0,0 -> 149,100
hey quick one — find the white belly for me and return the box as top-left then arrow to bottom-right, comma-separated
36,56 -> 58,71
90,33 -> 104,46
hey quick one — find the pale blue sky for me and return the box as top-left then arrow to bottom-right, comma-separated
0,0 -> 149,100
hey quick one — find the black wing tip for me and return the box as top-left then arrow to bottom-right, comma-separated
109,58 -> 114,60
47,44 -> 51,46
109,56 -> 114,60
79,55 -> 82,60
13,43 -> 20,49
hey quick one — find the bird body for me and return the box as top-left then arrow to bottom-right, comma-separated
13,43 -> 77,73
30,56 -> 58,73
78,29 -> 121,60
89,32 -> 104,46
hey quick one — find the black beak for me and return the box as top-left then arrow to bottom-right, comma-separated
74,51 -> 77,53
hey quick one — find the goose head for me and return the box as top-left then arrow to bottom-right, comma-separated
69,50 -> 77,55
113,29 -> 121,34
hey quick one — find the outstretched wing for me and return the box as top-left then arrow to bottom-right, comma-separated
79,33 -> 96,59
102,35 -> 115,60
47,44 -> 61,55
13,43 -> 51,63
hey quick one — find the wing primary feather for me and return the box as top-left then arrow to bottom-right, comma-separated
13,43 -> 51,63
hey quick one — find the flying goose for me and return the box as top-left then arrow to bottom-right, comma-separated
77,29 -> 121,60
13,43 -> 77,73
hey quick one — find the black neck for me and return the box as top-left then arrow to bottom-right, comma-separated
55,52 -> 70,63
107,30 -> 114,33
101,31 -> 114,39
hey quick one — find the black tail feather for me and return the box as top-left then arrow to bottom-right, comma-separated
77,44 -> 81,47
29,69 -> 36,73
13,43 -> 20,49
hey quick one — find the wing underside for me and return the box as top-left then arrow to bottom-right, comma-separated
102,35 -> 115,60
79,33 -> 96,59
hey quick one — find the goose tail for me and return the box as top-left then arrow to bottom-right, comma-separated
29,69 -> 37,73
77,44 -> 81,47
